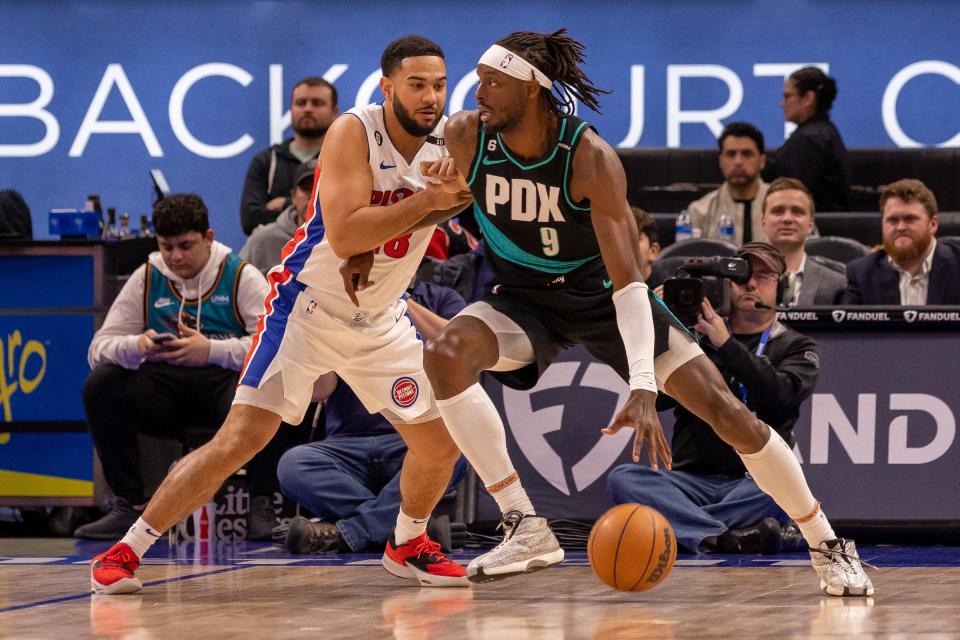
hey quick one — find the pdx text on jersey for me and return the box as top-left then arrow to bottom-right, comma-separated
484,176 -> 566,224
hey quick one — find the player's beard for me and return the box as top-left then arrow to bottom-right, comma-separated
393,100 -> 440,137
884,231 -> 933,266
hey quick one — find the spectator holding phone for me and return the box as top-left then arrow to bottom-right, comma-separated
75,194 -> 269,539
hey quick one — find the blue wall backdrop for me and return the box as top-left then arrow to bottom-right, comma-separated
2,0 -> 959,251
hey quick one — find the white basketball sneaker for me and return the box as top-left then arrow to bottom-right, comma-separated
809,538 -> 875,596
467,511 -> 564,583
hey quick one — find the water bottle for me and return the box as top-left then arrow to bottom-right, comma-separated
138,214 -> 155,238
718,213 -> 735,244
675,209 -> 692,242
103,207 -> 121,241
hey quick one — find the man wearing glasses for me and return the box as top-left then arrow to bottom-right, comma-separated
608,242 -> 822,556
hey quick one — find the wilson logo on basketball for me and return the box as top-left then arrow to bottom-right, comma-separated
392,377 -> 418,408
646,528 -> 673,585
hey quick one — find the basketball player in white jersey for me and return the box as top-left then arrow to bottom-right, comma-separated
90,36 -> 474,594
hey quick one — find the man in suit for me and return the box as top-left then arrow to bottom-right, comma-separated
761,177 -> 846,306
843,178 -> 960,305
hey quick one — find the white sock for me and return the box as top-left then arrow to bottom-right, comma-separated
394,508 -> 429,545
490,473 -> 535,516
738,427 -> 836,547
436,383 -> 535,517
121,517 -> 162,558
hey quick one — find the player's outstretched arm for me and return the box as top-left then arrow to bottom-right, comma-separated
573,131 -> 672,470
319,115 -> 470,258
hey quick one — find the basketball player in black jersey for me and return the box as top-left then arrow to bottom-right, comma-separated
419,30 -> 872,596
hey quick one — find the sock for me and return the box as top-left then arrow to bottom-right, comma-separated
436,383 -> 535,517
394,508 -> 429,545
738,427 -> 836,547
121,517 -> 162,558
490,473 -> 535,516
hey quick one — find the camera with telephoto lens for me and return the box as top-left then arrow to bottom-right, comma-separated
661,256 -> 752,327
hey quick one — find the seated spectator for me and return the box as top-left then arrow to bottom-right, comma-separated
240,77 -> 338,235
0,189 -> 32,240
76,194 -> 269,539
277,278 -> 467,554
763,67 -> 850,212
608,242 -> 820,554
241,159 -> 315,273
689,122 -> 768,245
631,207 -> 661,282
761,177 -> 846,306
843,178 -> 960,305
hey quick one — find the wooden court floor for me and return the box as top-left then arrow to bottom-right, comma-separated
1,539 -> 959,639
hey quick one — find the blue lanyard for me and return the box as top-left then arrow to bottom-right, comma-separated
738,325 -> 772,404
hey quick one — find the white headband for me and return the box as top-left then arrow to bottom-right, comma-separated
478,44 -> 553,89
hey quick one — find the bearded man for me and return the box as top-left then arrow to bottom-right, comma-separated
843,178 -> 960,305
240,77 -> 339,235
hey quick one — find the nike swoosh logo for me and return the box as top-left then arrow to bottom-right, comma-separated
412,519 -> 429,524
146,528 -> 160,537
379,161 -> 397,170
602,279 -> 613,289
482,157 -> 508,166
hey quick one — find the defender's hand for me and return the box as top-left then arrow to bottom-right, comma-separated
694,298 -> 730,348
601,389 -> 672,470
340,251 -> 376,307
158,323 -> 210,367
420,157 -> 469,193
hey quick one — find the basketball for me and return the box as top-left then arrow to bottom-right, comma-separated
587,503 -> 677,592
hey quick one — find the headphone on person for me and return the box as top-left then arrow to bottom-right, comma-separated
737,242 -> 789,307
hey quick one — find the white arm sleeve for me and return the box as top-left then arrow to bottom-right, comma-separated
611,281 -> 657,393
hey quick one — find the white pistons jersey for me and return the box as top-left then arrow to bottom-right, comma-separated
286,104 -> 447,312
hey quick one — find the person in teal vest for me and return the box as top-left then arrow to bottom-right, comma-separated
77,194 -> 270,540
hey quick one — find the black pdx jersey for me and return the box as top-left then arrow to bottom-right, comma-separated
466,114 -> 606,290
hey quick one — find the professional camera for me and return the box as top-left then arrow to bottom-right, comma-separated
661,256 -> 752,327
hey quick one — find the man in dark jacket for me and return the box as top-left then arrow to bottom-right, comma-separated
608,242 -> 821,554
0,189 -> 32,240
239,77 -> 338,235
843,178 -> 960,305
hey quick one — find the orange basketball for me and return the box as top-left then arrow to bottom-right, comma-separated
587,503 -> 677,592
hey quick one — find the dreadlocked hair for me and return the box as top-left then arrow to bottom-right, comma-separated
495,29 -> 610,114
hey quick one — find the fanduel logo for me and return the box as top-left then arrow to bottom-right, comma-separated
485,175 -> 566,223
501,361 -> 631,496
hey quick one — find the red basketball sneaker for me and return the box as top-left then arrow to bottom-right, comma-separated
382,532 -> 469,588
91,542 -> 143,595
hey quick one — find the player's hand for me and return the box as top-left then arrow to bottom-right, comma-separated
340,251 -> 376,307
420,157 -> 468,193
694,298 -> 730,348
155,323 -> 210,366
601,389 -> 672,470
138,329 -> 171,360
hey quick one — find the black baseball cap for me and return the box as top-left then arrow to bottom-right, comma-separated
294,158 -> 318,189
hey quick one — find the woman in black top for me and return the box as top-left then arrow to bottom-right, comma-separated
764,67 -> 850,212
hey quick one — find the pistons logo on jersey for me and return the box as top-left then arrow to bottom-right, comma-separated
392,376 -> 419,408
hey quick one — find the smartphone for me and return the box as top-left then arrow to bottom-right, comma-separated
152,332 -> 178,343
